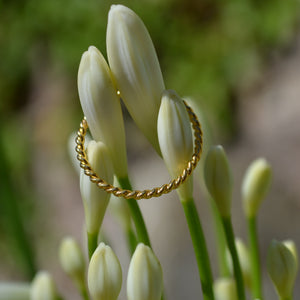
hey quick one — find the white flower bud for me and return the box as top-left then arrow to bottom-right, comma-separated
242,158 -> 272,218
59,236 -> 85,284
127,243 -> 163,300
80,141 -> 113,235
30,272 -> 57,300
107,5 -> 165,153
267,240 -> 298,299
0,283 -> 30,300
157,90 -> 193,200
88,243 -> 122,300
78,45 -> 127,178
204,145 -> 232,217
213,278 -> 238,300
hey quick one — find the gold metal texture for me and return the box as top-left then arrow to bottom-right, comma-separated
75,101 -> 203,200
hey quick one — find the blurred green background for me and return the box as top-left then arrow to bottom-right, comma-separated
0,0 -> 299,297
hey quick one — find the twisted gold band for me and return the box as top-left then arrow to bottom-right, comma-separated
75,101 -> 203,200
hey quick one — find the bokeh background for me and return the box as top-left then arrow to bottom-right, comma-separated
1,0 -> 300,299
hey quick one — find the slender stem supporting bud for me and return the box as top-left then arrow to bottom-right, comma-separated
117,176 -> 151,247
181,198 -> 215,300
108,179 -> 137,255
222,217 -> 246,300
247,216 -> 263,299
158,90 -> 214,299
226,238 -> 252,290
242,158 -> 271,299
209,197 -> 230,278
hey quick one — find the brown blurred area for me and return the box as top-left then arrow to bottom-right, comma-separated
1,0 -> 300,299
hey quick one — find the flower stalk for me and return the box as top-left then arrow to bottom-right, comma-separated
158,90 -> 214,299
247,216 -> 263,299
204,146 -> 246,300
117,176 -> 151,247
181,198 -> 215,300
242,158 -> 272,300
222,217 -> 246,300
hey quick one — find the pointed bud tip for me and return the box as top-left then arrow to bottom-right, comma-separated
162,89 -> 181,103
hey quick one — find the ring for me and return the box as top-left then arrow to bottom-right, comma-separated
75,101 -> 203,200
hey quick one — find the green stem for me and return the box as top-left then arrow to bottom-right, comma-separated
117,176 -> 151,247
181,198 -> 215,300
248,216 -> 263,299
118,176 -> 164,300
125,226 -> 138,255
222,216 -> 246,300
209,197 -> 230,277
87,232 -> 98,259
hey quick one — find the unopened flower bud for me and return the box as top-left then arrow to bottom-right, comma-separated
80,141 -> 113,235
213,278 -> 238,300
59,236 -> 85,285
30,272 -> 57,300
78,45 -> 127,178
107,5 -> 165,153
127,243 -> 163,300
157,90 -> 193,200
267,240 -> 297,299
242,158 -> 271,218
204,146 -> 232,217
0,283 -> 30,300
88,243 -> 122,300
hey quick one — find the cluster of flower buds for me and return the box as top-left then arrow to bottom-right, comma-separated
77,4 -> 194,198
76,1 -> 197,268
59,240 -> 163,300
8,4 -> 296,300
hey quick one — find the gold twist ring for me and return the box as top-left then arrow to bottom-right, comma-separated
75,101 -> 203,200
